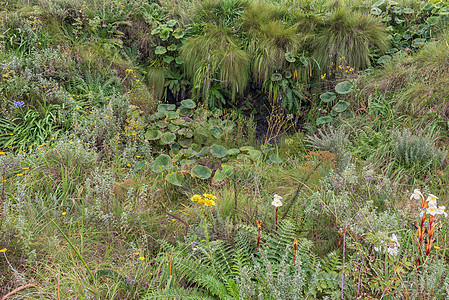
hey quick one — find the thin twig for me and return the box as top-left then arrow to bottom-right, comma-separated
1,284 -> 39,300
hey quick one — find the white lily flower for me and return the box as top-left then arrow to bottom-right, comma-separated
428,206 -> 438,216
272,197 -> 283,207
427,194 -> 438,205
410,189 -> 423,200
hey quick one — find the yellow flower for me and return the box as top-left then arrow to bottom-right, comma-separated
0,152 -> 5,155
0,248 -> 6,252
62,212 -> 66,215
190,194 -> 202,202
435,246 -> 441,249
139,256 -> 145,260
204,199 -> 216,207
16,174 -> 23,176
321,73 -> 326,79
203,193 -> 217,200
134,252 -> 139,255
198,198 -> 205,205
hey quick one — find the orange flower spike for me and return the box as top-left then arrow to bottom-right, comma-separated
256,219 -> 263,251
293,238 -> 298,262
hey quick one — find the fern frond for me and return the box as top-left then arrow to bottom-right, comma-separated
142,287 -> 216,300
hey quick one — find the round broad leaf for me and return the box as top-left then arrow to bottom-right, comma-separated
330,109 -> 338,117
403,8 -> 414,14
332,101 -> 350,113
210,126 -> 223,139
178,128 -> 193,138
339,109 -> 355,119
198,147 -> 210,156
248,149 -> 262,160
163,55 -> 174,63
172,28 -> 185,39
385,48 -> 398,54
426,16 -> 440,26
145,129 -> 162,140
239,146 -> 254,152
214,169 -> 227,182
180,99 -> 196,109
388,0 -> 398,5
167,20 -> 177,27
284,71 -> 292,79
175,56 -> 184,64
160,132 -> 176,145
134,160 -> 146,171
178,138 -> 192,148
316,116 -> 333,126
210,144 -> 228,158
152,154 -> 173,173
214,165 -> 234,182
320,92 -> 336,103
377,55 -> 391,64
178,107 -> 193,116
154,110 -> 166,118
227,148 -> 240,155
170,118 -> 186,126
155,46 -> 167,55
271,73 -> 282,81
167,123 -> 179,132
165,111 -> 179,120
335,81 -> 354,95
191,165 -> 212,179
167,44 -> 177,51
370,7 -> 382,15
166,172 -> 184,186
156,120 -> 168,129
158,104 -> 176,111
412,38 -> 426,48
421,3 -> 433,11
285,52 -> 296,63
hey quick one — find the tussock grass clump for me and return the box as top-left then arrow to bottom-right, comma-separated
359,33 -> 449,120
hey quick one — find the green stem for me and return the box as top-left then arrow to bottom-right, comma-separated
51,219 -> 96,285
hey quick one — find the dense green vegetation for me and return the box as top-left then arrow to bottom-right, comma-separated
1,0 -> 449,298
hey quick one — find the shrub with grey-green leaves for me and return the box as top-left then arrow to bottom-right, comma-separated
304,126 -> 351,170
393,129 -> 447,170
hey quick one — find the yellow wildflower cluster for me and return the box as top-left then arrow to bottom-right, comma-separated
190,193 -> 217,207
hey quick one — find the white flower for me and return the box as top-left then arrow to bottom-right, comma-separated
387,246 -> 399,257
427,194 -> 438,207
273,194 -> 283,201
390,234 -> 400,248
410,189 -> 423,200
439,206 -> 448,217
374,246 -> 381,252
272,195 -> 283,207
427,206 -> 438,216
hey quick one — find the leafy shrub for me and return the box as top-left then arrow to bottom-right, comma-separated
304,126 -> 351,170
393,129 -> 447,170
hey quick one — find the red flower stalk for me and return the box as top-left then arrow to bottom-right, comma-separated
275,207 -> 278,231
256,219 -> 262,251
293,238 -> 298,262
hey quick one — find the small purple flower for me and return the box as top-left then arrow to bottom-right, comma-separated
13,101 -> 25,107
